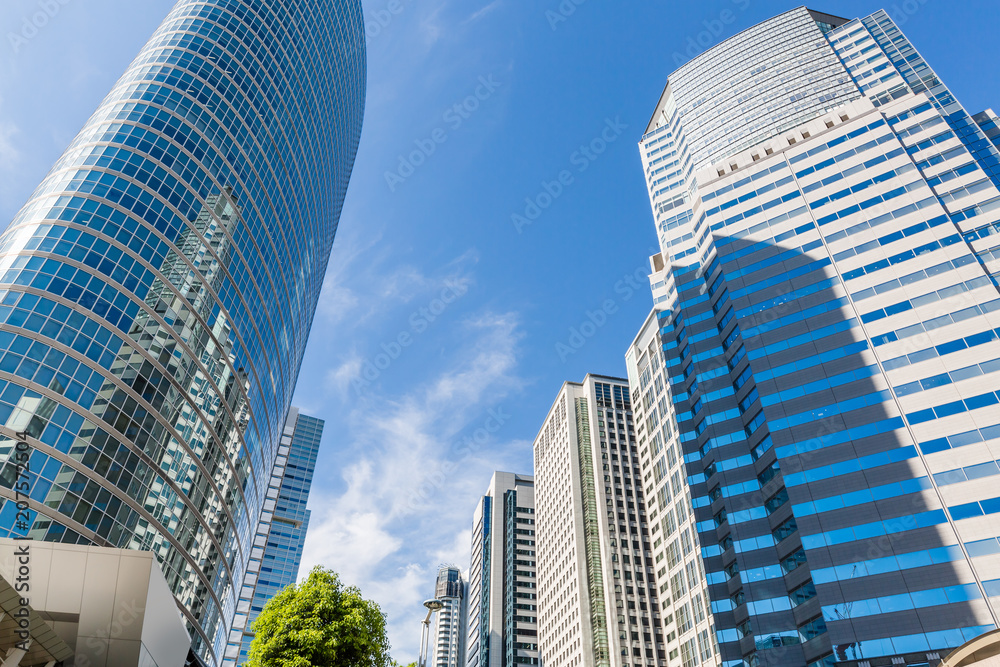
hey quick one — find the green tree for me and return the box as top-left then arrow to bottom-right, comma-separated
246,566 -> 392,667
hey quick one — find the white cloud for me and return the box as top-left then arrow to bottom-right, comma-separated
317,224 -> 479,333
316,226 -> 383,326
0,122 -> 19,168
300,309 -> 528,661
432,528 -> 472,574
0,97 -> 21,171
463,0 -> 502,25
324,354 -> 363,395
312,241 -> 482,405
303,504 -> 401,585
418,3 -> 448,52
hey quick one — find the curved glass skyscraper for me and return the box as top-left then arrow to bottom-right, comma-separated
0,1 -> 365,664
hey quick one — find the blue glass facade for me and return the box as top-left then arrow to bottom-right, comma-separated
635,7 -> 1000,667
0,2 -> 364,665
237,407 -> 322,665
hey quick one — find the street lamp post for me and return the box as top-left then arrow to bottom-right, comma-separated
418,599 -> 445,667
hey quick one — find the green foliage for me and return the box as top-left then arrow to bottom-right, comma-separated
246,566 -> 392,667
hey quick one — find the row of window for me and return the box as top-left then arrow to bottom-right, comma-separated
920,424 -> 1000,455
822,582 -> 984,622
711,191 -> 801,232
731,255 -> 830,302
851,250 -> 977,304
770,389 -> 893,432
897,355 -> 1000,398
719,548 -> 807,584
834,208 -> 948,264
780,428 -> 912,483
949,495 -> 1000,521
702,163 -> 789,204
840,230 -> 960,282
872,296 -> 1000,347
886,100 -> 935,126
749,314 -> 853,362
827,194 -> 938,249
729,238 -> 824,283
800,508 -> 945,549
816,180 -> 925,227
861,274 -> 989,325
935,459 -> 1000,487
718,221 -> 815,269
950,193 -> 1000,231
905,128 -> 956,155
792,475 -> 930,517
827,625 -> 995,665
964,210 -> 1000,243
812,543 -> 963,585
807,159 -> 913,210
789,117 -> 888,168
894,114 -> 946,140
938,177 -> 993,206
741,291 -> 846,340
928,160 -> 980,189
705,174 -> 795,218
756,341 -> 868,383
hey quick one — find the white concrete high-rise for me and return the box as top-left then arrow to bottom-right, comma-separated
466,472 -> 538,667
432,565 -> 469,667
533,375 -> 665,667
629,6 -> 1000,667
626,316 -> 720,667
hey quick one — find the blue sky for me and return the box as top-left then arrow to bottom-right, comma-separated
2,0 -> 1000,661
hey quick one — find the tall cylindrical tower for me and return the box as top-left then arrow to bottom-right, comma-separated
0,1 -> 365,664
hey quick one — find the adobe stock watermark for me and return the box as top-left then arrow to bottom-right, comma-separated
10,431 -> 31,652
545,0 -> 587,31
887,0 -> 930,26
404,406 -> 511,514
365,0 -> 410,40
671,0 -> 751,68
555,254 -> 656,362
8,0 -> 73,55
385,74 -> 502,192
511,117 -> 628,233
352,278 -> 470,395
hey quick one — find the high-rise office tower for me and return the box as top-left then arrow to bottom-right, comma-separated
466,472 -> 539,667
624,325 -> 721,667
0,1 -> 364,664
237,407 -> 322,665
533,375 -> 667,667
632,7 -> 1000,667
432,565 -> 469,667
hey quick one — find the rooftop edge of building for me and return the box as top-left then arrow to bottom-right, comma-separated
530,374 -> 631,448
642,6 -> 851,136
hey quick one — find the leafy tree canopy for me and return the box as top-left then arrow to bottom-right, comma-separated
246,566 -> 392,667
